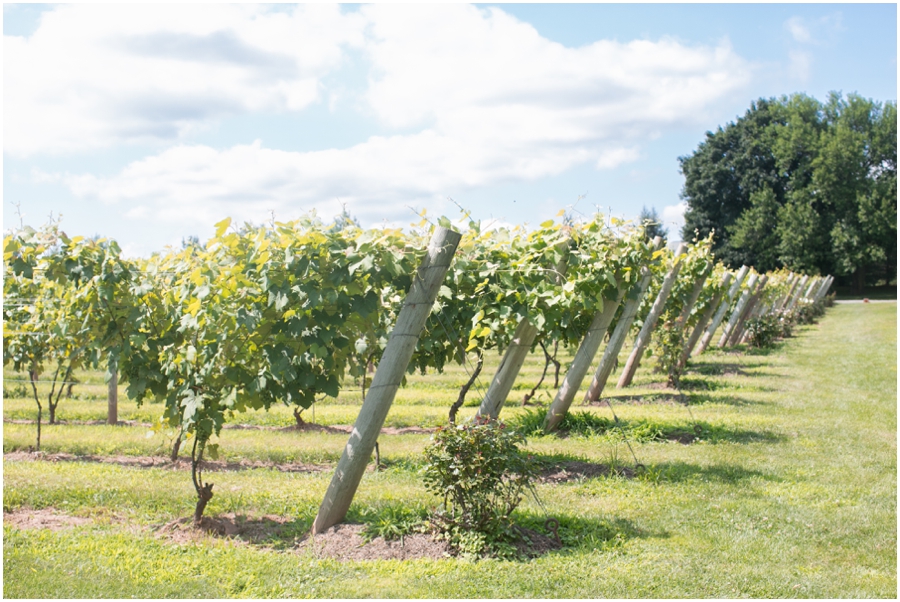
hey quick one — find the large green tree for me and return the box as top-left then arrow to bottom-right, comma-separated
680,92 -> 896,291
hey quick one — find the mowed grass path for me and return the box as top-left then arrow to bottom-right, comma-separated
3,303 -> 896,597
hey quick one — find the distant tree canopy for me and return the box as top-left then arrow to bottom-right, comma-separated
638,206 -> 668,243
680,92 -> 896,292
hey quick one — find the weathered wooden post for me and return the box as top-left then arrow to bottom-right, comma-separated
814,275 -> 833,302
696,265 -> 748,355
717,272 -> 759,347
541,283 -> 626,432
579,262 -> 658,409
675,263 -> 712,329
802,277 -> 820,301
544,236 -> 664,432
477,245 -> 570,419
730,275 -> 768,345
786,275 -> 810,311
616,242 -> 688,388
680,272 -> 733,366
107,369 -> 118,425
312,227 -> 461,534
777,273 -> 800,311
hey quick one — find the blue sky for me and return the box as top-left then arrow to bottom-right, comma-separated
3,3 -> 896,257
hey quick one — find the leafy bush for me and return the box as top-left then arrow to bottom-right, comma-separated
745,315 -> 782,348
653,319 -> 686,387
422,416 -> 537,558
795,299 -> 826,324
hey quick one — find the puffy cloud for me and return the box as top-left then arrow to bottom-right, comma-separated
785,17 -> 812,43
662,201 -> 688,240
5,4 -> 365,156
18,4 -> 755,228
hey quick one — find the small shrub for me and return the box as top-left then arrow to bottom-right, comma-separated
422,416 -> 537,558
653,319 -> 686,387
794,299 -> 826,325
745,315 -> 781,348
824,292 -> 836,307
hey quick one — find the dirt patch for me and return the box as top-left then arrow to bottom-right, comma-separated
299,523 -> 451,560
539,460 -> 635,482
4,451 -> 332,474
4,507 -> 92,531
158,512 -> 304,546
666,432 -> 699,444
513,525 -> 563,558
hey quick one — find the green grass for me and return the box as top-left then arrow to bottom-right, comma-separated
4,304 -> 896,597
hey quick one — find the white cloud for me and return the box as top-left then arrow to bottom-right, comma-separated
5,4 -> 366,156
19,4 -> 755,229
785,17 -> 812,43
784,13 -> 844,46
662,201 -> 688,240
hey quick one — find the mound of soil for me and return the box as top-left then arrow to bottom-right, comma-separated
159,512 -> 302,546
299,524 -> 451,561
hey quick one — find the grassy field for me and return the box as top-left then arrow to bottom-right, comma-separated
3,303 -> 896,598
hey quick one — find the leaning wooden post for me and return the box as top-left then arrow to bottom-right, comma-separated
802,277 -> 820,301
814,275 -> 833,302
616,242 -> 688,388
107,369 -> 118,425
777,273 -> 800,311
696,265 -> 748,355
579,260 -> 659,410
312,227 -> 461,534
675,263 -> 712,329
680,272 -> 733,366
477,245 -> 570,419
717,273 -> 759,347
541,283 -> 625,432
731,275 -> 768,345
544,236 -> 665,432
786,275 -> 810,311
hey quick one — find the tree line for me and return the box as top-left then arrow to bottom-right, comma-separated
680,92 -> 896,293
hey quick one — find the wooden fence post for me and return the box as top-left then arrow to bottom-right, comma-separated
786,275 -> 810,311
676,264 -> 713,329
107,369 -> 118,425
680,271 -> 733,366
477,246 -> 570,419
777,273 -> 800,311
717,273 -> 759,347
616,242 -> 688,388
696,266 -> 748,355
312,227 -> 461,534
731,275 -> 768,345
578,264 -> 656,410
814,275 -> 833,302
544,236 -> 665,432
541,283 -> 625,432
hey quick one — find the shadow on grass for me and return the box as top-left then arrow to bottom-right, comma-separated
649,460 -> 781,484
681,392 -> 769,407
513,410 -> 785,445
161,513 -> 313,550
516,510 -> 667,552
